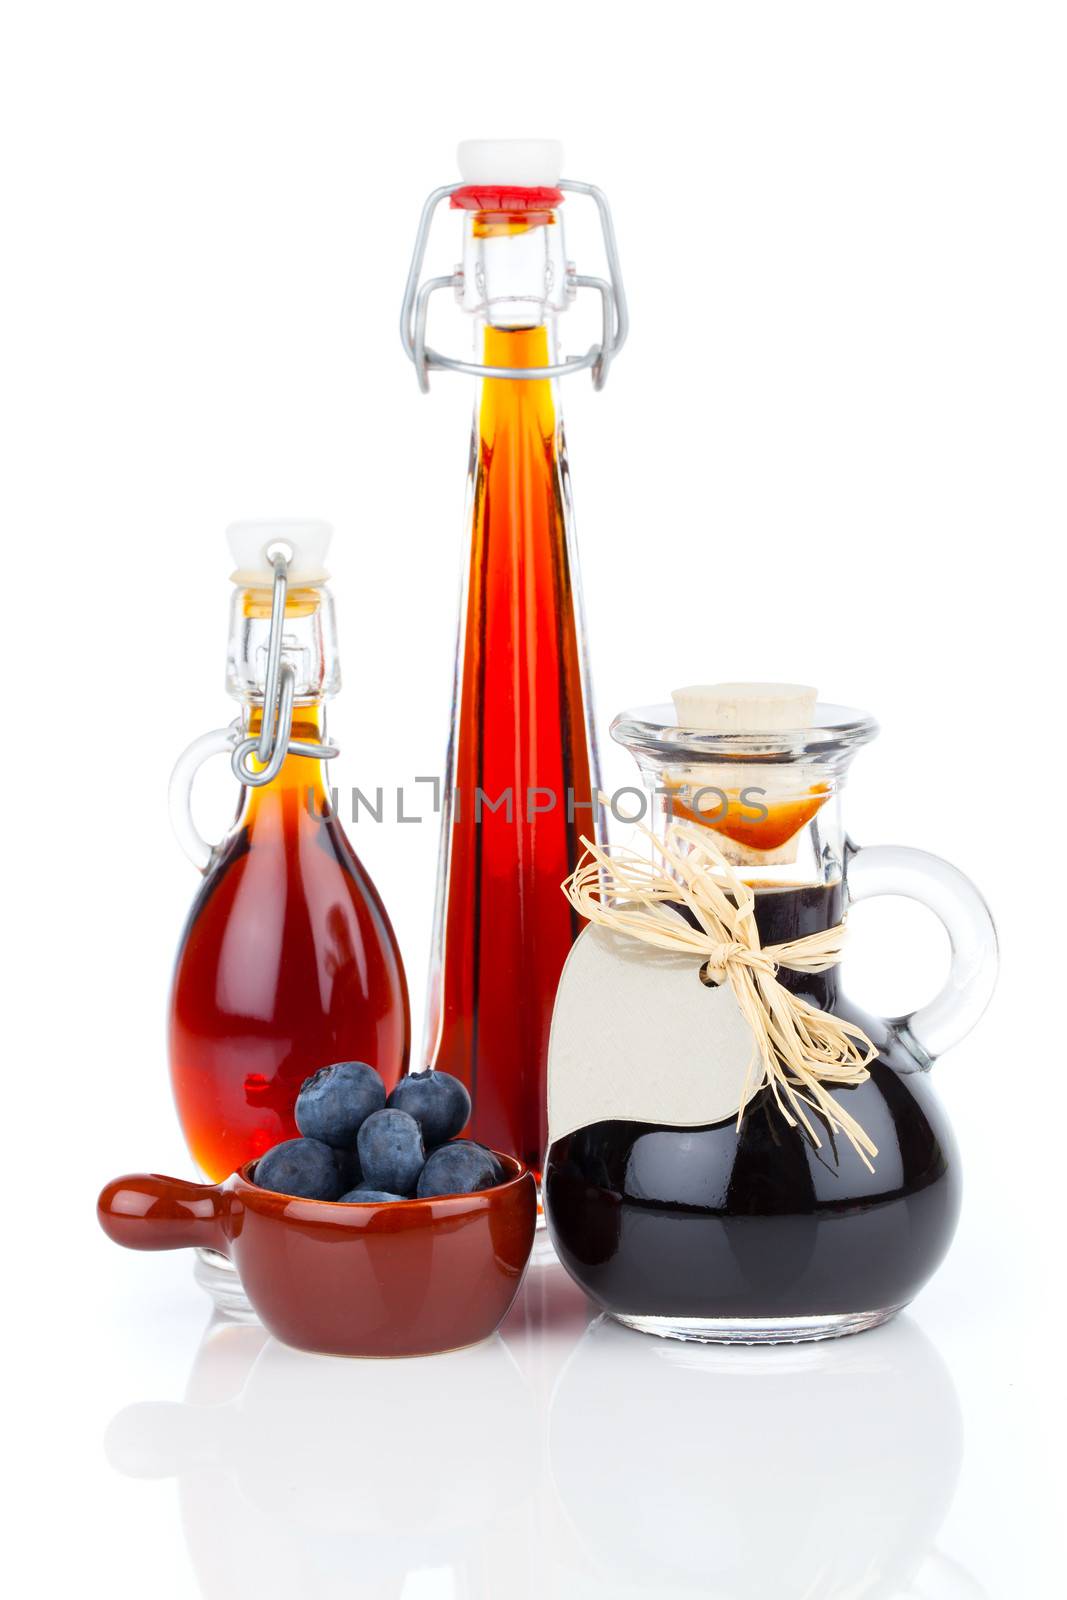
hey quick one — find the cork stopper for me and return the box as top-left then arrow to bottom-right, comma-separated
668,683 -> 822,867
671,683 -> 818,733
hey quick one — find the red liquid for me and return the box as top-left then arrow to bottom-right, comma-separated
169,708 -> 410,1180
428,323 -> 596,1176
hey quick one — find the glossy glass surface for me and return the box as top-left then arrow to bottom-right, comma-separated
98,1155 -> 537,1358
543,883 -> 961,1325
426,306 -> 597,1177
169,709 -> 410,1181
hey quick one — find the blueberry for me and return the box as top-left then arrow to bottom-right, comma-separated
334,1147 -> 362,1192
416,1140 -> 497,1198
357,1108 -> 426,1196
387,1069 -> 471,1148
338,1188 -> 406,1203
295,1062 -> 386,1149
448,1140 -> 506,1182
254,1137 -> 344,1200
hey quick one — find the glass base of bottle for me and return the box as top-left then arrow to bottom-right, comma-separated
532,1185 -> 559,1263
611,1304 -> 903,1346
193,1247 -> 257,1322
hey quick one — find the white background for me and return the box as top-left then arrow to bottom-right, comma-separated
2,2 -> 1063,1596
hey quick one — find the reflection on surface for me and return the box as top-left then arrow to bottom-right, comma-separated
106,1262 -> 985,1600
548,1313 -> 985,1599
106,1319 -> 539,1599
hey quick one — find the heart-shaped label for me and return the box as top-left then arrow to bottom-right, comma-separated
547,923 -> 760,1144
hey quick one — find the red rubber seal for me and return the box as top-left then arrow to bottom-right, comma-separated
450,184 -> 564,212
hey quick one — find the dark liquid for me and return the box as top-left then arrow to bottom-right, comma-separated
169,719 -> 410,1181
543,881 -> 960,1321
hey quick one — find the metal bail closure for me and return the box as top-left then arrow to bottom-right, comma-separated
399,180 -> 629,393
229,551 -> 339,787
169,549 -> 340,871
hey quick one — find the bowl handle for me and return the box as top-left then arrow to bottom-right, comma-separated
97,1173 -> 235,1256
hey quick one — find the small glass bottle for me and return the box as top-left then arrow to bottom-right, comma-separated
403,141 -> 627,1181
168,522 -> 410,1186
544,688 -> 998,1343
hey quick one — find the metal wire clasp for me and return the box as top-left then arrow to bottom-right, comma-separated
399,179 -> 629,393
229,551 -> 339,787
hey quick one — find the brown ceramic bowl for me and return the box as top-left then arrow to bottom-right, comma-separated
98,1154 -> 537,1358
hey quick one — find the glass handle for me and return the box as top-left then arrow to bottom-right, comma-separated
846,842 -> 998,1066
168,727 -> 237,873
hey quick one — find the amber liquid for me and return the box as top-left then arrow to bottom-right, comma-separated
169,707 -> 410,1180
428,323 -> 595,1176
665,784 -> 831,851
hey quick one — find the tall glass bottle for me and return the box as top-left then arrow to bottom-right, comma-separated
404,142 -> 627,1178
168,522 -> 410,1184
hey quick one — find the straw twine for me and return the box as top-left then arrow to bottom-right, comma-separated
561,812 -> 880,1169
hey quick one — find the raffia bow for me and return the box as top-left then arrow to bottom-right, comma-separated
562,812 -> 880,1169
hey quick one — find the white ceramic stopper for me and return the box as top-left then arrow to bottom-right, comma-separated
457,139 -> 564,187
226,520 -> 332,587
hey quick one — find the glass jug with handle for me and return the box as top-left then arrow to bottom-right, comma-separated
543,690 -> 998,1343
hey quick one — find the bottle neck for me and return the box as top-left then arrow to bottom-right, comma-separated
462,205 -> 568,335
238,701 -> 331,817
227,584 -> 340,704
482,322 -> 553,369
750,879 -> 844,1011
476,322 -> 560,451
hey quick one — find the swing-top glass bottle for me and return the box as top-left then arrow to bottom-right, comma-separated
168,522 -> 410,1186
401,140 -> 627,1181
